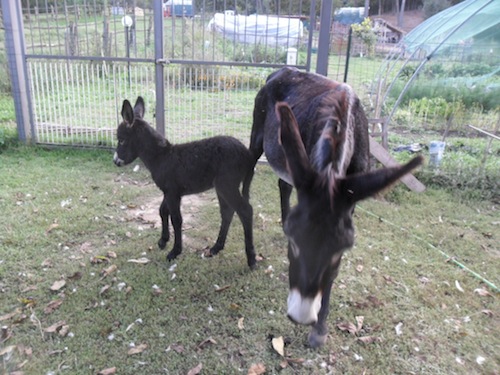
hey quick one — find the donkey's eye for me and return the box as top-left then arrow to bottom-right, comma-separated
118,139 -> 126,146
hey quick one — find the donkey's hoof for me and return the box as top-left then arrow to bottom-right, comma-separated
308,330 -> 328,348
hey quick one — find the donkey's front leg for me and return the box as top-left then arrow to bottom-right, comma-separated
278,179 -> 293,226
166,196 -> 183,262
158,194 -> 170,249
308,255 -> 342,348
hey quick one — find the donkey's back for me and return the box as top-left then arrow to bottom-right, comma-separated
250,67 -> 370,182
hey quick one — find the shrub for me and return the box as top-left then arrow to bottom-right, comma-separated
351,18 -> 377,57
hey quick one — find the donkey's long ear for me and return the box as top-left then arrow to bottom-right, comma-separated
133,96 -> 145,119
276,102 -> 315,189
121,99 -> 134,125
339,156 -> 423,203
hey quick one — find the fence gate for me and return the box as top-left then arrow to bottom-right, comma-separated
3,0 -> 329,148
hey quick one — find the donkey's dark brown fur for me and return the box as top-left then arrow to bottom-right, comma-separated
247,68 -> 423,347
114,97 -> 256,268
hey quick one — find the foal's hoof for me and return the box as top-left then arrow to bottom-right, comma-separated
308,330 -> 328,348
158,238 -> 167,250
166,250 -> 180,262
209,244 -> 223,256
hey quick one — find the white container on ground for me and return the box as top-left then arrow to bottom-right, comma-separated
429,141 -> 446,167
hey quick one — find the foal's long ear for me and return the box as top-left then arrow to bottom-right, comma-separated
121,99 -> 134,125
339,156 -> 424,203
133,96 -> 145,119
276,102 -> 315,188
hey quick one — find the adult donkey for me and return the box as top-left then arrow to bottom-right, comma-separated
248,67 -> 423,347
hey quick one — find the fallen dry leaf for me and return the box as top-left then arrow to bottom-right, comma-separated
356,316 -> 364,332
127,258 -> 150,264
46,223 -> 59,233
187,363 -> 202,375
0,345 -> 16,356
395,322 -> 403,336
99,285 -> 111,296
238,317 -> 245,330
91,255 -> 110,264
101,264 -> 117,277
128,343 -> 148,355
248,363 -> 266,375
474,288 -> 492,297
68,271 -> 82,281
356,264 -> 363,273
18,297 -> 36,308
272,336 -> 285,356
0,308 -> 22,322
337,321 -> 358,335
44,320 -> 66,334
197,337 -> 216,350
455,280 -> 464,293
481,309 -> 493,317
107,251 -> 117,258
44,300 -> 63,314
97,368 -> 117,375
50,279 -> 66,292
358,336 -> 382,344
59,324 -> 70,337
214,285 -> 230,292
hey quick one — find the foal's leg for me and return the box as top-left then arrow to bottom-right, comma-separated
308,255 -> 343,348
209,190 -> 235,257
216,184 -> 256,269
278,178 -> 293,225
166,195 -> 183,261
158,194 -> 170,249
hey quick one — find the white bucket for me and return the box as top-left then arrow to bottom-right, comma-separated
429,141 -> 446,167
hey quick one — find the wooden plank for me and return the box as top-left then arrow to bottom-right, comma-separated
369,136 -> 426,193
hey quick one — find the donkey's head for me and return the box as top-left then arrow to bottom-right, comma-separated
113,97 -> 147,167
276,102 -> 423,326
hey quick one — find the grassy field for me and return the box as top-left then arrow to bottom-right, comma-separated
0,137 -> 498,374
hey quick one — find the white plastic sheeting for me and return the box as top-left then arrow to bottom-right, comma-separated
207,12 -> 304,47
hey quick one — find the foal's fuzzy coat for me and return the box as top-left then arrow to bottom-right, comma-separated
114,97 -> 256,268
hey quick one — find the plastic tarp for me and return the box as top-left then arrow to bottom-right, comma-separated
207,13 -> 303,46
403,0 -> 500,55
333,7 -> 365,25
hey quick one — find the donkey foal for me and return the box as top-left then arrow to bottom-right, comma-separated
113,97 -> 256,269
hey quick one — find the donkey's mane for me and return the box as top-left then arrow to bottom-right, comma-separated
133,118 -> 170,149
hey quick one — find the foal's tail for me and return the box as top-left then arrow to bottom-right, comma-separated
242,161 -> 254,201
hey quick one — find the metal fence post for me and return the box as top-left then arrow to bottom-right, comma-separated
316,0 -> 333,76
2,0 -> 34,143
154,1 -> 165,137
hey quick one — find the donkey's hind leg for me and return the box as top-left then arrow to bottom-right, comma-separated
158,194 -> 170,249
209,190 -> 235,257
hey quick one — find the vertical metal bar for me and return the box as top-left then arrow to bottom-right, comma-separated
154,0 -> 165,136
316,0 -> 333,76
343,26 -> 352,83
2,0 -> 35,143
305,0 -> 316,72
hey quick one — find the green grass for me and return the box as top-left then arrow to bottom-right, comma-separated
0,145 -> 498,374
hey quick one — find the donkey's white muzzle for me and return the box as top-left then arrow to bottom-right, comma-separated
287,289 -> 322,326
113,152 -> 124,166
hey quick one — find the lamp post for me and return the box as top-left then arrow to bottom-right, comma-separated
121,15 -> 133,87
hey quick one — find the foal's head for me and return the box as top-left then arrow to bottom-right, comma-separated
113,96 -> 165,167
113,97 -> 147,167
276,102 -> 423,326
